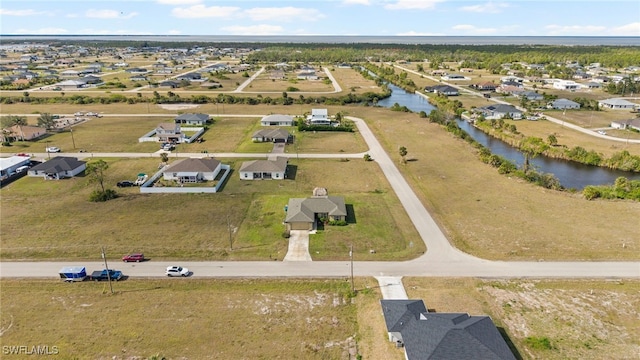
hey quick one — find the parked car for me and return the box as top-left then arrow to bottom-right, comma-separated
166,266 -> 190,277
122,253 -> 145,262
117,180 -> 135,187
89,269 -> 123,281
46,146 -> 61,153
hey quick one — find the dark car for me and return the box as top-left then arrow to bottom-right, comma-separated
117,180 -> 135,187
122,253 -> 145,262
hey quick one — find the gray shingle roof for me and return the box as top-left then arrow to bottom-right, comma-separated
29,157 -> 85,173
284,196 -> 347,223
252,128 -> 290,140
381,299 -> 516,360
239,157 -> 287,173
175,113 -> 210,122
163,158 -> 220,173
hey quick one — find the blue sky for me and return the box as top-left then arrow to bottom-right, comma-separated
1,0 -> 639,36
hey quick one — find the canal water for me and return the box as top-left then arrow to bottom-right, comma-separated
376,83 -> 640,189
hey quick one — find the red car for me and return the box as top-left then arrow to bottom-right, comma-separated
122,253 -> 145,262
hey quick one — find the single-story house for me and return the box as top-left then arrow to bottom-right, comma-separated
239,157 -> 288,180
176,72 -> 203,81
159,80 -> 180,88
130,75 -> 148,82
251,128 -> 290,143
28,157 -> 86,180
156,123 -> 183,143
81,75 -> 103,85
0,155 -> 31,181
549,98 -> 581,110
517,91 -> 543,101
441,74 -> 469,81
261,114 -> 295,127
471,82 -> 497,91
476,104 -> 523,120
297,71 -> 318,80
1,125 -> 47,141
125,68 -> 148,74
425,85 -> 459,96
599,98 -> 637,110
307,109 -> 331,126
583,81 -> 602,89
56,79 -> 87,90
284,189 -> 347,231
611,118 -> 640,131
175,113 -> 209,126
270,70 -> 285,80
552,80 -> 580,90
381,299 -> 516,360
60,70 -> 80,77
162,158 -> 222,183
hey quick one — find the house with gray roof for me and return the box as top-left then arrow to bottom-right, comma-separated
239,157 -> 288,180
475,104 -> 523,120
381,299 -> 516,360
549,98 -> 581,110
162,158 -> 222,183
28,157 -> 86,180
284,190 -> 347,231
251,128 -> 290,143
261,114 -> 295,127
611,118 -> 640,131
598,98 -> 637,110
175,113 -> 210,126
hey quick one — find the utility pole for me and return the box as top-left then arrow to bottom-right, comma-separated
349,244 -> 354,293
69,127 -> 76,149
101,246 -> 114,294
227,214 -> 233,250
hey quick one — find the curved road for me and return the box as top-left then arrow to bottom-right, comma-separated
1,116 -> 638,279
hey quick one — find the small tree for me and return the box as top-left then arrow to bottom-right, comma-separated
363,153 -> 373,162
547,134 -> 558,146
160,152 -> 169,164
86,160 -> 116,202
520,137 -> 549,173
37,113 -> 56,130
399,146 -> 408,164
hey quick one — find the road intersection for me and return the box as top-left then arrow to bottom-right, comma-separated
1,116 -> 638,279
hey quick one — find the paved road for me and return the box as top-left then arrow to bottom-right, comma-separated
1,116 -> 638,279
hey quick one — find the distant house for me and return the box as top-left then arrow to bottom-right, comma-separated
425,85 -> 459,96
261,114 -> 295,127
583,81 -> 601,89
175,113 -> 209,126
380,299 -> 516,360
162,158 -> 222,183
125,68 -> 148,74
81,75 -> 103,85
611,118 -> 640,131
176,72 -> 203,81
270,70 -> 285,80
297,71 -> 318,80
60,70 -> 80,77
28,157 -> 86,180
599,98 -> 637,110
307,109 -> 331,125
130,75 -> 148,82
239,157 -> 288,180
159,80 -> 180,88
441,74 -> 469,81
476,104 -> 523,120
549,98 -> 581,110
2,125 -> 47,141
155,122 -> 183,143
284,188 -> 347,231
56,79 -> 87,90
517,91 -> 543,101
552,80 -> 580,91
251,128 -> 290,143
472,82 -> 497,91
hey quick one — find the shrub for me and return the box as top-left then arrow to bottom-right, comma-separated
89,189 -> 118,202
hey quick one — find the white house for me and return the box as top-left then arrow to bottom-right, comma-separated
611,118 -> 640,131
28,157 -> 86,180
261,114 -> 295,126
549,98 -> 581,110
174,113 -> 209,126
599,98 -> 637,110
239,157 -> 288,180
162,158 -> 222,183
476,104 -> 523,120
552,80 -> 580,91
307,109 -> 331,125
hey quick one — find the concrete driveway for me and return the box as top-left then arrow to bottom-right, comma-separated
283,230 -> 312,261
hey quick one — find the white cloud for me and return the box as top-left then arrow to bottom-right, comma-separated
342,0 -> 371,5
220,24 -> 284,35
460,2 -> 509,13
168,29 -> 182,35
452,24 -> 498,35
243,7 -> 324,22
384,0 -> 443,10
76,28 -> 154,35
10,27 -> 69,35
610,22 -> 640,36
157,0 -> 201,4
171,5 -> 240,18
544,24 -> 607,36
85,9 -> 138,19
0,9 -> 46,16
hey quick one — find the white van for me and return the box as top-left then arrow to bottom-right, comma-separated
15,165 -> 29,173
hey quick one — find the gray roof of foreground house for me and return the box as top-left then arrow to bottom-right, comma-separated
239,157 -> 287,173
381,299 -> 516,360
164,158 -> 220,173
29,157 -> 85,173
285,196 -> 347,223
261,114 -> 294,123
175,113 -> 210,122
252,128 -> 290,140
479,104 -> 522,114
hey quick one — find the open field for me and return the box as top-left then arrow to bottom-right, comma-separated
346,106 -> 640,261
0,278 -> 362,359
0,157 -> 423,261
404,278 -> 640,360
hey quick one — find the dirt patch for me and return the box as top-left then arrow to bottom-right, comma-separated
156,103 -> 201,110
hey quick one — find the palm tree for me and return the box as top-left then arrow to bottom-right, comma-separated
399,146 -> 408,164
38,113 -> 56,130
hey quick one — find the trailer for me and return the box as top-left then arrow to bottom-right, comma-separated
59,266 -> 87,282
